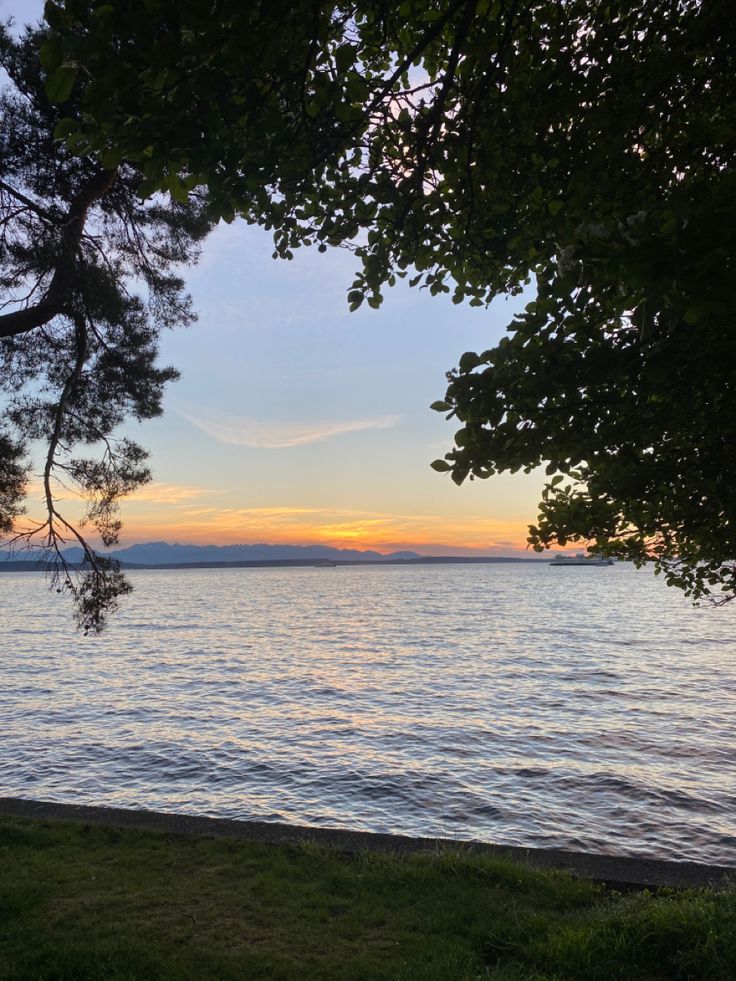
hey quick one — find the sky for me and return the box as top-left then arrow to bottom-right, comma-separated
4,0 -> 549,557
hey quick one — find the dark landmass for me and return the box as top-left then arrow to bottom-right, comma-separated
1,541 -> 419,566
0,555 -> 546,572
0,541 -> 546,571
0,559 -> 55,572
131,555 -> 545,569
89,541 -> 423,564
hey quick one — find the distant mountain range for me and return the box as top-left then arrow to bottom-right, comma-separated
0,541 -> 421,566
0,541 -> 551,569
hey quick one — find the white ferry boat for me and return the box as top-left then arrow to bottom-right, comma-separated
550,553 -> 613,567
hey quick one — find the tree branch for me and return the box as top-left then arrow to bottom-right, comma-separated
43,313 -> 88,534
0,178 -> 60,223
365,0 -> 468,117
0,168 -> 117,340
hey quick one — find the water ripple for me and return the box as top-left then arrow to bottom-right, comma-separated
1,563 -> 735,865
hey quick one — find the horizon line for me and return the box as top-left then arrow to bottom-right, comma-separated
1,537 -> 558,561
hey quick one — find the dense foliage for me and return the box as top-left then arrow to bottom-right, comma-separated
0,26 -> 212,630
2,0 -> 734,624
47,0 -> 736,602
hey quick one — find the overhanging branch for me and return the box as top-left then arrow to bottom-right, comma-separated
0,168 -> 117,340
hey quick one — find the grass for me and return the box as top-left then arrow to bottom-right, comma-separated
0,816 -> 734,980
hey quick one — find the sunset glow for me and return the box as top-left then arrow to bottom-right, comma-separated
23,484 -> 534,555
15,209 -> 546,559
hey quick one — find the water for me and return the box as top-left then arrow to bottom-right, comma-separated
2,562 -> 735,865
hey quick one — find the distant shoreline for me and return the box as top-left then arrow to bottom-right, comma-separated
0,555 -> 548,572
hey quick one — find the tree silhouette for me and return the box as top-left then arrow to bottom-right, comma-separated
1,25 -> 212,630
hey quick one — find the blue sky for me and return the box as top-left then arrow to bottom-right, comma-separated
5,0 -> 548,555
128,221 -> 544,553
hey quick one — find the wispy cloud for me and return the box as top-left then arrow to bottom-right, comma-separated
127,483 -> 216,505
176,404 -> 402,448
20,479 -> 214,507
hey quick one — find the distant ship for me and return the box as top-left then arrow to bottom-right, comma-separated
550,553 -> 614,567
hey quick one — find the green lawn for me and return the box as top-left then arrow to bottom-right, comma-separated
0,816 -> 734,980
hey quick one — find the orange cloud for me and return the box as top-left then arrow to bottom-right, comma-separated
19,451 -> 535,555
19,484 -> 532,554
118,505 -> 532,555
126,483 -> 217,505
22,479 -> 213,507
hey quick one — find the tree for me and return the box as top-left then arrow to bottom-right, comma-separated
0,25 -> 212,630
4,0 -> 736,618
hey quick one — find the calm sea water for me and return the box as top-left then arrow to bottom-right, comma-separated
2,563 -> 735,865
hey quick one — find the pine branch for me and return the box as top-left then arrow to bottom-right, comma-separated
0,168 -> 117,339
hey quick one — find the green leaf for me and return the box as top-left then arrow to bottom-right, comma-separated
43,1 -> 73,29
64,133 -> 92,155
459,351 -> 480,372
430,401 -> 451,412
430,459 -> 452,472
334,44 -> 357,73
334,101 -> 356,123
53,117 -> 79,141
39,39 -> 63,72
137,178 -> 158,200
169,182 -> 189,204
45,66 -> 77,104
346,77 -> 369,101
100,146 -> 124,170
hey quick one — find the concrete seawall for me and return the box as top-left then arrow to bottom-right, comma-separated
1,796 -> 733,891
